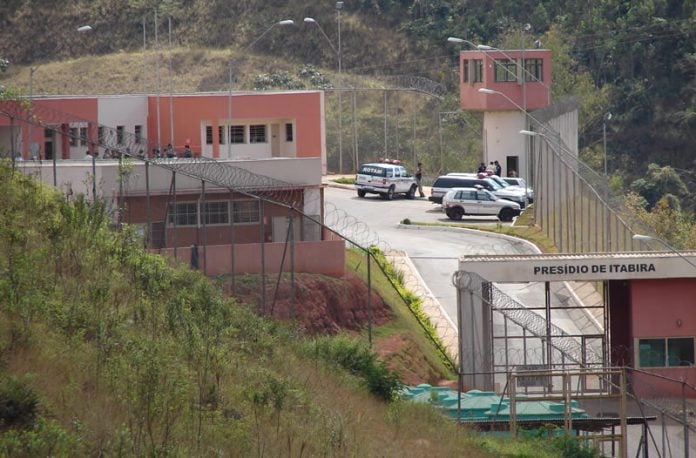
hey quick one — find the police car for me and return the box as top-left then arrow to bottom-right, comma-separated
355,160 -> 418,200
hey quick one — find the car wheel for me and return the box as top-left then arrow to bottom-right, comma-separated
499,208 -> 514,222
357,189 -> 366,198
406,185 -> 416,199
383,186 -> 395,200
447,207 -> 464,220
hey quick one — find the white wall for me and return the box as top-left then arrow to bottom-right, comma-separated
482,111 -> 527,178
19,157 -> 323,198
97,95 -> 149,156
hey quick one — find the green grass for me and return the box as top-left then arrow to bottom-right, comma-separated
332,177 -> 355,185
345,248 -> 456,381
403,205 -> 559,254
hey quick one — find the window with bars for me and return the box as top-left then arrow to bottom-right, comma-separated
203,201 -> 229,225
233,200 -> 260,223
638,337 -> 695,367
134,125 -> 142,144
230,125 -> 245,144
218,125 -> 226,145
116,125 -> 125,145
98,126 -> 105,144
167,202 -> 198,226
524,58 -> 543,82
285,123 -> 293,142
494,59 -> 519,82
69,127 -> 78,146
249,124 -> 266,143
80,127 -> 88,146
205,125 -> 213,145
463,59 -> 483,83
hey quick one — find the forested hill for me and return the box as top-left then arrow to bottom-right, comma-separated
2,0 -> 696,205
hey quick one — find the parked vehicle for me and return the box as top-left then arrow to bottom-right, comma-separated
502,176 -> 534,202
442,187 -> 521,222
355,161 -> 418,200
430,173 -> 528,208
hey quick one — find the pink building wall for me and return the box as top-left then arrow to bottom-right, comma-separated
0,97 -> 99,159
158,240 -> 346,278
629,279 -> 696,397
146,92 -> 324,158
458,49 -> 552,112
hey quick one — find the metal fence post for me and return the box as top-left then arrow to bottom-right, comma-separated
683,381 -> 690,458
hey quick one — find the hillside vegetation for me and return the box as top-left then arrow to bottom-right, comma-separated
0,163 -> 599,456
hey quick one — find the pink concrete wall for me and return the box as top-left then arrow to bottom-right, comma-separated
146,92 -> 323,158
0,98 -> 98,159
458,49 -> 552,112
630,279 -> 696,398
157,240 -> 345,278
631,279 -> 696,338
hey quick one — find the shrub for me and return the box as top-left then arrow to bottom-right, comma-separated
0,376 -> 38,431
309,336 -> 401,401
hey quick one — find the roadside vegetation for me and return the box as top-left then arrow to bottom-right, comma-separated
0,163 -> 601,455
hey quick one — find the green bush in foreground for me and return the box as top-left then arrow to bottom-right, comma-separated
308,335 -> 401,401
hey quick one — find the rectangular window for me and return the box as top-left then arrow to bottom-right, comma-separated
638,337 -> 695,367
80,127 -> 88,146
463,59 -> 483,83
205,125 -> 213,145
524,58 -> 543,82
218,126 -> 226,145
116,125 -> 125,145
249,124 -> 266,143
98,126 -> 105,144
494,59 -> 518,82
203,201 -> 229,225
233,200 -> 260,224
134,125 -> 142,144
167,202 -> 198,226
69,127 -> 78,146
285,123 -> 294,142
230,125 -> 245,144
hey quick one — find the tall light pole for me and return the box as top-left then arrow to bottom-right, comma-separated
337,1 -> 343,174
227,19 -> 294,159
77,24 -> 96,199
603,112 -> 612,176
305,5 -> 343,173
28,66 -> 37,160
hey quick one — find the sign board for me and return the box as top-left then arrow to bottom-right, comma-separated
459,252 -> 696,282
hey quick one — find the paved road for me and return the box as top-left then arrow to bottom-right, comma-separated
324,186 -> 537,326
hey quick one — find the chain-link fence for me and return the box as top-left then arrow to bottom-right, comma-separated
527,121 -> 658,254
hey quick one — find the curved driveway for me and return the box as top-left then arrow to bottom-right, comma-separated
323,186 -> 538,323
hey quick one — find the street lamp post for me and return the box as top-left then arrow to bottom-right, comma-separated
28,66 -> 37,160
227,19 -> 294,159
305,6 -> 343,173
78,25 -> 97,200
603,112 -> 612,176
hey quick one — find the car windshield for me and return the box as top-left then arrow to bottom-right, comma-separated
486,179 -> 502,190
490,176 -> 510,188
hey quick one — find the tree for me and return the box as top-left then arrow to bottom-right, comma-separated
629,163 -> 689,210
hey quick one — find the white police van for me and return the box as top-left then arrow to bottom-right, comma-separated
355,161 -> 418,200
